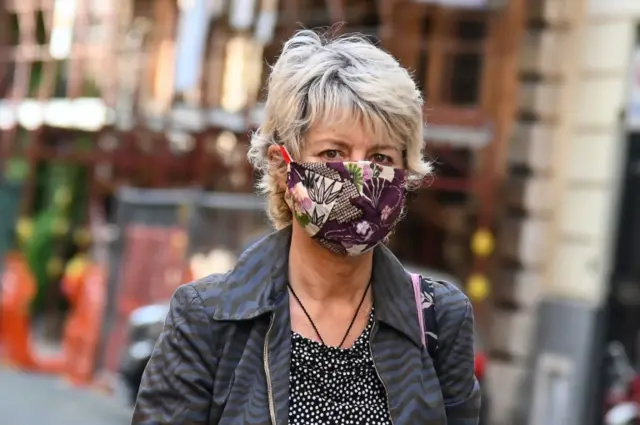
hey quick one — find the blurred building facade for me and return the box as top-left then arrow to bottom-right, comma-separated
492,1 -> 640,424
16,0 -> 640,423
0,0 -> 528,403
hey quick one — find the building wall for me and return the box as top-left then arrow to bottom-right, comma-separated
588,0 -> 640,17
488,0 -> 637,423
548,1 -> 632,303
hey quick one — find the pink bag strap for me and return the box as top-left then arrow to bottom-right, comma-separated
409,272 -> 426,347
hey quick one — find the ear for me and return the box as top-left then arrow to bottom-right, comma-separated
267,144 -> 283,164
267,144 -> 287,192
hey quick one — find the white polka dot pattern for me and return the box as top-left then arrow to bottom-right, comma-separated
288,310 -> 392,424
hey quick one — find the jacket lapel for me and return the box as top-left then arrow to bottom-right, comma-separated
267,290 -> 291,425
370,245 -> 426,421
265,230 -> 291,425
371,245 -> 424,348
210,227 -> 293,424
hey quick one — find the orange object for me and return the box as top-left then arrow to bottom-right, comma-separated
0,252 -> 38,369
61,263 -> 107,386
0,252 -> 107,379
182,264 -> 194,284
61,255 -> 89,302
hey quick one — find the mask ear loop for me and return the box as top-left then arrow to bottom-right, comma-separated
279,145 -> 292,164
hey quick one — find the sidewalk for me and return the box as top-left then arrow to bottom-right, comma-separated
0,365 -> 132,425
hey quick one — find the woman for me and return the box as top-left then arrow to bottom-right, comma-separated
132,30 -> 480,425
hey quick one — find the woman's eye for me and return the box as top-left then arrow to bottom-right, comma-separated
321,150 -> 340,160
371,153 -> 391,164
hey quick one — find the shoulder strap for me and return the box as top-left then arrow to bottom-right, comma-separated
410,273 -> 426,346
409,273 -> 439,359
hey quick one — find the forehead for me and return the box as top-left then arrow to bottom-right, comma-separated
306,121 -> 368,144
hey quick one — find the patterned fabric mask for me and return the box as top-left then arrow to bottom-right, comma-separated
280,146 -> 407,256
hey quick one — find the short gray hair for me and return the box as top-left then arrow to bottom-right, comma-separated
247,29 -> 431,229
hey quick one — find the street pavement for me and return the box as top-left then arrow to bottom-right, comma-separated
0,366 -> 132,425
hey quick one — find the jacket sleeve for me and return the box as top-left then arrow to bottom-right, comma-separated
131,284 -> 217,425
435,282 -> 482,425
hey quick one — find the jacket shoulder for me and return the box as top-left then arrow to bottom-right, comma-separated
431,280 -> 473,334
181,272 -> 231,317
432,279 -> 470,307
171,274 -> 238,358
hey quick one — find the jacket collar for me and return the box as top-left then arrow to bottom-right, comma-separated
211,226 -> 423,348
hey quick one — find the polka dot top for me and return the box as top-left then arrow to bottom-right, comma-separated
288,310 -> 393,425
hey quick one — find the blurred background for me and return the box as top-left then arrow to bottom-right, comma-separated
0,0 -> 638,424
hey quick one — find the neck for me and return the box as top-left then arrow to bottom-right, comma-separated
288,223 -> 373,302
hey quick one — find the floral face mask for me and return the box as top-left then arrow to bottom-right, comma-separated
280,146 -> 407,256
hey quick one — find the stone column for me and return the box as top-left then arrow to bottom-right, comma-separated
489,0 -> 637,424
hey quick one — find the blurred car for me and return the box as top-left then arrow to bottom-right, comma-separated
604,341 -> 640,425
119,303 -> 170,404
120,264 -> 489,425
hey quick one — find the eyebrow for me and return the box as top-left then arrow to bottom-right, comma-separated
370,143 -> 400,152
314,138 -> 352,150
314,139 -> 400,152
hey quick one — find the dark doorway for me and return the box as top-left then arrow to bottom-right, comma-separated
608,131 -> 640,363
591,131 -> 640,425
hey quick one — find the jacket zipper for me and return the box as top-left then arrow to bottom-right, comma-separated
264,313 -> 277,425
369,321 -> 395,425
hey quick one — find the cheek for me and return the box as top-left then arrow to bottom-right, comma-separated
392,152 -> 405,168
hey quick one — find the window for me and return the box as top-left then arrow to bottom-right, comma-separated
443,17 -> 487,106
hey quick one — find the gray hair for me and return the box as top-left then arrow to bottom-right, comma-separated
247,29 -> 431,229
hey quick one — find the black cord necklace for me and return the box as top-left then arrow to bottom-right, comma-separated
287,280 -> 372,349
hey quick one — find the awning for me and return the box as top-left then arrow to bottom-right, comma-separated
0,100 -> 493,149
0,98 -> 114,131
